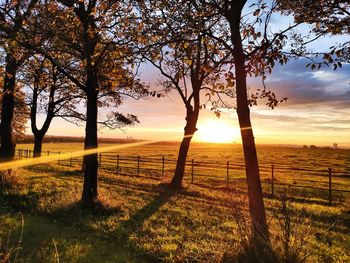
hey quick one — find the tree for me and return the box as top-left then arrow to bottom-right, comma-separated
141,1 -> 233,188
279,0 -> 349,36
19,0 -> 147,205
190,0 -> 297,245
278,0 -> 349,69
0,83 -> 29,141
206,0 -> 349,246
0,0 -> 38,161
223,0 -> 271,244
21,55 -> 82,157
0,81 -> 29,186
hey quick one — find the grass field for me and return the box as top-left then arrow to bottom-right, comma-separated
15,142 -> 350,173
1,142 -> 349,262
16,142 -> 350,198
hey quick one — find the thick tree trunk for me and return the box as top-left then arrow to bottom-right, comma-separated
170,105 -> 199,188
81,89 -> 99,204
33,134 -> 44,157
0,53 -> 17,161
228,2 -> 270,243
79,10 -> 100,205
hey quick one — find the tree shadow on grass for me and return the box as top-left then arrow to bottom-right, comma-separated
52,183 -> 174,260
1,187 -> 173,262
51,168 -> 83,177
114,187 -> 172,239
0,208 -> 152,263
66,187 -> 173,262
221,245 -> 280,263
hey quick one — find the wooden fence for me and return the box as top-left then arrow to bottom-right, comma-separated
15,149 -> 350,205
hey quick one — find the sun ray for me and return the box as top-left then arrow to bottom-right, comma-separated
0,140 -> 164,171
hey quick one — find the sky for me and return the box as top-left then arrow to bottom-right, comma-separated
42,55 -> 350,148
31,4 -> 350,148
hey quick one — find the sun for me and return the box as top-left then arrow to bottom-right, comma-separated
196,119 -> 239,143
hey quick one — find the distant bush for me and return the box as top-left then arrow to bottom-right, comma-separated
309,145 -> 318,149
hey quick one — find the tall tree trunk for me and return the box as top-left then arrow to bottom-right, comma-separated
0,52 -> 17,161
171,105 -> 199,188
228,2 -> 270,243
79,9 -> 99,205
81,86 -> 99,204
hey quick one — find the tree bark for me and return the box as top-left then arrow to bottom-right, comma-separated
74,6 -> 100,205
170,104 -> 199,188
171,132 -> 194,188
0,52 -> 18,161
228,1 -> 270,243
33,133 -> 44,157
81,78 -> 99,204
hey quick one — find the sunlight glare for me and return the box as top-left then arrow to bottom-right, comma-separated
196,119 -> 238,143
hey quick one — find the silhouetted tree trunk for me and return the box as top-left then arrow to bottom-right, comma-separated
33,133 -> 44,157
0,0 -> 38,163
81,75 -> 99,204
227,1 -> 270,243
170,103 -> 199,188
0,52 -> 18,161
31,80 -> 55,157
78,9 -> 100,205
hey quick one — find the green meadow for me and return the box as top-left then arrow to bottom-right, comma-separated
1,142 -> 349,262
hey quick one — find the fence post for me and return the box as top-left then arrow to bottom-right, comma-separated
162,156 -> 165,177
70,154 -> 72,166
116,154 -> 119,174
137,156 -> 140,175
328,168 -> 332,205
226,161 -> 229,187
47,151 -> 50,156
57,151 -> 61,165
191,159 -> 194,183
271,164 -> 275,197
99,153 -> 102,168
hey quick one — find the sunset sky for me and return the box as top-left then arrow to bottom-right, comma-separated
31,9 -> 350,148
41,55 -> 350,147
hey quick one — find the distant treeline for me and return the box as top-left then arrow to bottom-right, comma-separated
17,135 -> 141,144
